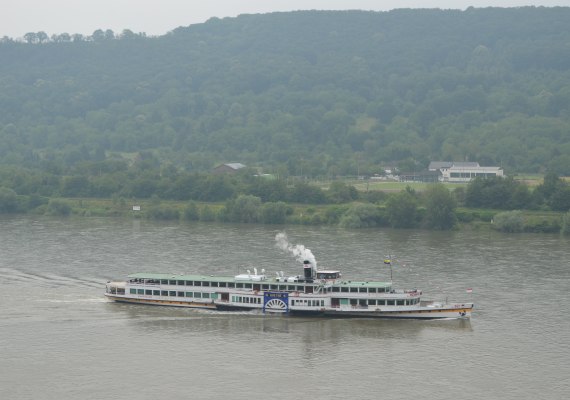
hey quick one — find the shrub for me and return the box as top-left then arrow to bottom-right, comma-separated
45,199 -> 72,216
492,210 -> 524,233
260,201 -> 290,224
146,206 -> 180,220
339,203 -> 381,228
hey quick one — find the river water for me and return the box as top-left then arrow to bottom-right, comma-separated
0,216 -> 568,400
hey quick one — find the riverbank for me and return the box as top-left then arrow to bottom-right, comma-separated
25,197 -> 568,235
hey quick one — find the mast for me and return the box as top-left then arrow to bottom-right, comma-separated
384,256 -> 393,283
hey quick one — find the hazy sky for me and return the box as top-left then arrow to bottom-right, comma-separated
2,0 -> 570,38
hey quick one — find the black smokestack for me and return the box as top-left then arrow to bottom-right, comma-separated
303,260 -> 313,280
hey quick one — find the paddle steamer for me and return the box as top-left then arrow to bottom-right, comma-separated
105,260 -> 473,319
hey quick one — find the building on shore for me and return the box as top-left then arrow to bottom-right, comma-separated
429,161 -> 503,183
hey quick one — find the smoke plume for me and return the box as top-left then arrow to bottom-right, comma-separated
275,232 -> 317,267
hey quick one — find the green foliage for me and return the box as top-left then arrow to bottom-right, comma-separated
45,199 -> 72,216
260,201 -> 291,224
386,191 -> 418,228
323,205 -> 350,224
492,210 -> 524,233
0,187 -> 19,213
224,195 -> 262,223
523,215 -> 561,233
288,182 -> 327,204
339,203 -> 382,228
465,177 -> 534,210
535,172 -> 570,211
326,181 -> 359,203
0,8 -> 569,180
183,201 -> 199,221
561,212 -> 570,235
146,206 -> 180,220
423,184 -> 457,230
199,205 -> 217,221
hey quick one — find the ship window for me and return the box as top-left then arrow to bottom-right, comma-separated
244,283 -> 252,289
194,281 -> 202,286
270,285 -> 278,290
341,287 -> 349,292
202,293 -> 210,299
161,291 -> 168,296
368,300 -> 377,305
262,284 -> 269,290
236,283 -> 244,288
228,283 -> 235,288
359,300 -> 367,306
177,291 -> 184,297
177,280 -> 185,286
130,288 -> 136,294
185,281 -> 192,286
397,300 -> 405,306
153,290 -> 160,296
167,280 -> 174,285
278,285 -> 286,291
350,299 -> 358,305
211,282 -> 218,287
378,300 -> 386,305
137,289 -> 144,295
321,300 -> 324,306
194,292 -> 202,299
185,292 -> 192,297
203,282 -> 210,287
350,287 -> 358,293
161,280 -> 168,285
387,300 -> 395,306
296,286 -> 304,291
219,282 -> 227,288
145,290 -> 152,295
359,287 -> 367,293
378,287 -> 385,293
369,288 -> 377,293
332,287 -> 339,292
169,291 -> 176,297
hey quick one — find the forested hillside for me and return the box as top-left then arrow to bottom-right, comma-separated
1,7 -> 569,177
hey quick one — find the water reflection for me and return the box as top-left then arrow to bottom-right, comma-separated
107,300 -> 473,341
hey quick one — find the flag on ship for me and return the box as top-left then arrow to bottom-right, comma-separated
384,258 -> 391,265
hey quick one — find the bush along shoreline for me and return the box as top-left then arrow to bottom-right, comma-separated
2,193 -> 567,235
0,176 -> 568,235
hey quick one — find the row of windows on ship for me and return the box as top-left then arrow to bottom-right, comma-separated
129,279 -> 391,293
128,289 -> 420,306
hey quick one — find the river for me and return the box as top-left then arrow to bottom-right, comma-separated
0,216 -> 568,400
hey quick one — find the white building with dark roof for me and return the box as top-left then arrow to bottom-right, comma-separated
429,161 -> 503,182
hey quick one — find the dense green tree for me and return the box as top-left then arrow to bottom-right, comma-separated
0,8 -> 568,207
339,203 -> 382,228
424,184 -> 457,230
386,191 -> 418,228
326,181 -> 359,204
224,194 -> 262,223
260,201 -> 291,224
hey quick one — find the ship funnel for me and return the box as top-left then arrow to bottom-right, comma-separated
303,260 -> 314,280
